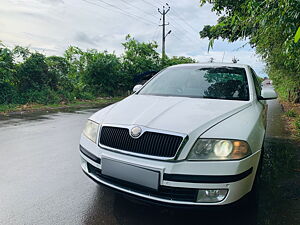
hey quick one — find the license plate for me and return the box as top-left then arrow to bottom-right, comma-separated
102,158 -> 160,190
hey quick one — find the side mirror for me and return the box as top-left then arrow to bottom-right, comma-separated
133,84 -> 143,93
259,87 -> 278,100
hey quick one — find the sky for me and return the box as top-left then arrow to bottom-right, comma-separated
0,0 -> 266,76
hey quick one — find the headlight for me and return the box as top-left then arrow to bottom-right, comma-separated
187,139 -> 251,160
83,120 -> 99,143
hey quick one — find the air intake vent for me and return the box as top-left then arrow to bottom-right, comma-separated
99,126 -> 183,158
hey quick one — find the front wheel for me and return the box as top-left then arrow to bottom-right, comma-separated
252,147 -> 264,193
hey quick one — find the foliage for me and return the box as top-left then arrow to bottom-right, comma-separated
121,35 -> 161,89
0,45 -> 15,83
21,88 -> 61,104
199,0 -> 300,103
0,36 -> 197,106
164,56 -> 196,67
83,51 -> 122,96
295,117 -> 300,131
294,27 -> 300,43
16,53 -> 55,92
285,109 -> 297,118
0,82 -> 17,104
294,116 -> 300,136
46,56 -> 71,93
0,97 -> 122,114
0,44 -> 17,104
13,46 -> 31,61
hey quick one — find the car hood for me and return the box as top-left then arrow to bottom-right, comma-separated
91,95 -> 251,134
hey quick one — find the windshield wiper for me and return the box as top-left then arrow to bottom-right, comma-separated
203,96 -> 248,101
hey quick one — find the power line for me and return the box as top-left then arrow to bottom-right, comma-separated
168,16 -> 197,42
168,15 -> 190,33
152,15 -> 162,42
82,0 -> 198,53
130,0 -> 199,43
152,25 -> 160,42
140,0 -> 159,9
158,3 -> 171,61
119,0 -> 157,21
84,0 -> 157,26
171,7 -> 199,34
156,3 -> 199,42
157,0 -> 168,6
95,0 -> 157,25
168,23 -> 195,43
157,1 -> 200,35
121,0 -> 190,44
82,0 -> 143,23
170,32 -> 186,43
82,0 -> 111,12
151,3 -> 197,50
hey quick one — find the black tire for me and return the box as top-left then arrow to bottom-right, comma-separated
241,146 -> 264,210
252,146 -> 264,192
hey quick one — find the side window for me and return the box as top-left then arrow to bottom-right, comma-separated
250,68 -> 262,97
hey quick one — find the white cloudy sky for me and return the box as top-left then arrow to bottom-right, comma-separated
0,0 -> 266,76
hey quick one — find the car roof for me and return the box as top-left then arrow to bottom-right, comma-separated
169,62 -> 250,69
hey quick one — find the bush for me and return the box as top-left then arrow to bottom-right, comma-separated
285,109 -> 298,117
295,118 -> 300,132
0,82 -> 17,104
16,53 -> 55,92
0,38 -> 201,107
21,88 -> 61,105
83,52 -> 122,96
269,69 -> 300,103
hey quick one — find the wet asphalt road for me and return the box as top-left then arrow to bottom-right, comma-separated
0,100 -> 299,225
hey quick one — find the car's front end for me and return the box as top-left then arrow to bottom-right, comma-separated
80,120 -> 261,206
79,63 -> 266,206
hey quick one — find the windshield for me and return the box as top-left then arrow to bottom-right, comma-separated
138,66 -> 249,101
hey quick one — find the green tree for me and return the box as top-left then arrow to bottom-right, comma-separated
0,44 -> 15,83
199,0 -> 300,102
64,46 -> 89,98
16,53 -> 52,91
64,46 -> 86,74
83,51 -> 122,96
13,46 -> 31,62
164,56 -> 197,67
121,35 -> 161,88
46,56 -> 70,90
0,44 -> 16,104
0,36 -> 199,105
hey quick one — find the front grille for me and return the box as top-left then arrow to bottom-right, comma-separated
88,163 -> 198,202
99,126 -> 183,158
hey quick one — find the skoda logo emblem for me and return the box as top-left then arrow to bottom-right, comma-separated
130,126 -> 142,138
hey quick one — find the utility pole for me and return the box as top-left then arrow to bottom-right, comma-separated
222,51 -> 225,62
158,3 -> 171,64
232,56 -> 239,63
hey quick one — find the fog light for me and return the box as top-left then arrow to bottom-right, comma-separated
197,189 -> 228,203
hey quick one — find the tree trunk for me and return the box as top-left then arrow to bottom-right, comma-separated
293,88 -> 300,104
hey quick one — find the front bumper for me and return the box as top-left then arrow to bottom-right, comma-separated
80,136 -> 261,206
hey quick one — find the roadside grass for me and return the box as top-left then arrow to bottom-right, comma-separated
295,117 -> 300,135
0,104 -> 20,112
285,109 -> 298,117
0,97 -> 124,115
281,101 -> 300,138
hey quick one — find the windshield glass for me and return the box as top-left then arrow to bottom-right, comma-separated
138,66 -> 249,101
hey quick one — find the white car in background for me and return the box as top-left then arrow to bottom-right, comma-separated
79,63 -> 277,206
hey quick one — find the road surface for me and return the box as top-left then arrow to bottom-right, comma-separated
0,100 -> 299,225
